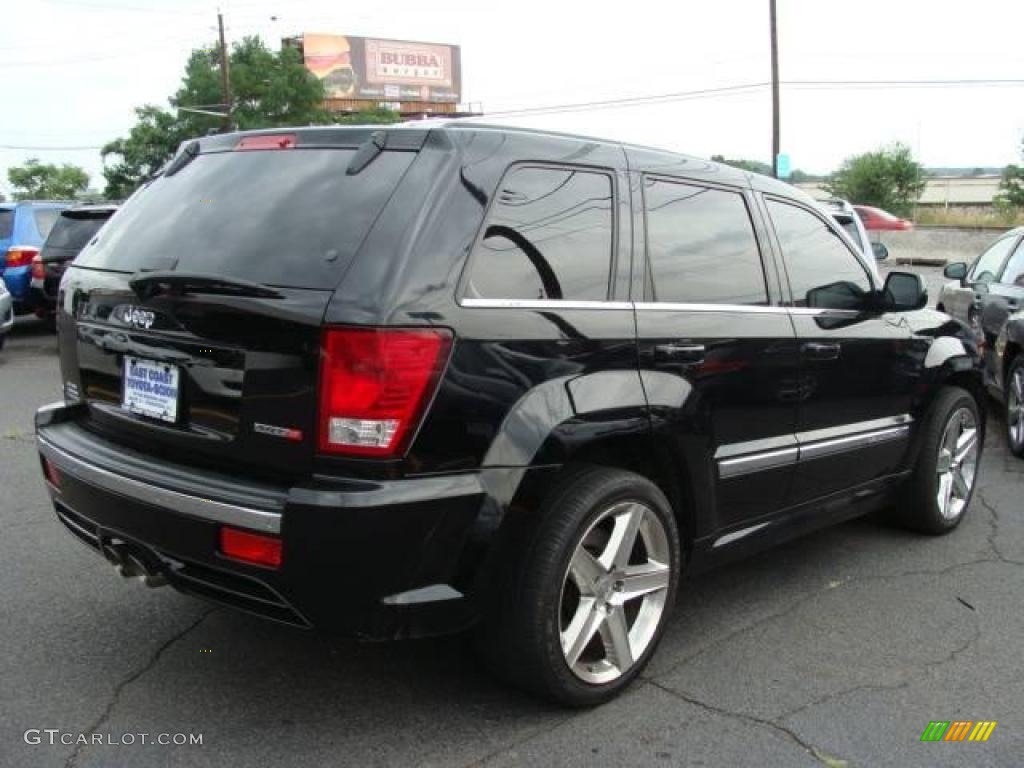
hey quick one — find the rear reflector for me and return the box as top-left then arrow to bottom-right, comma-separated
235,134 -> 296,151
41,457 -> 61,489
6,245 -> 39,269
219,527 -> 282,568
318,327 -> 452,457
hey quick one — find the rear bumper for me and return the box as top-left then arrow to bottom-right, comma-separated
3,265 -> 32,305
36,402 -> 493,638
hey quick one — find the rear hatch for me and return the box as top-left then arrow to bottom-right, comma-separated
40,207 -> 115,294
61,129 -> 425,481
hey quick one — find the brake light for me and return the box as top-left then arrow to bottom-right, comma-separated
235,134 -> 296,151
318,327 -> 452,457
31,254 -> 45,280
6,246 -> 39,268
219,526 -> 282,568
41,457 -> 61,489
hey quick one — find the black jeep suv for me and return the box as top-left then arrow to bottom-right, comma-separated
36,125 -> 985,706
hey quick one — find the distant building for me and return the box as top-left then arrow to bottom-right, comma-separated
795,175 -> 1003,209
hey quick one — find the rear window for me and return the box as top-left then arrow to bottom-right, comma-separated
41,214 -> 110,260
74,148 -> 416,289
33,208 -> 63,238
0,208 -> 12,239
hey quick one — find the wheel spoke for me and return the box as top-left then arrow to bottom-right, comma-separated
561,598 -> 603,667
937,471 -> 953,514
599,504 -> 644,571
952,469 -> 970,499
599,608 -> 634,670
936,448 -> 953,474
613,562 -> 670,604
954,428 -> 978,464
568,547 -> 604,595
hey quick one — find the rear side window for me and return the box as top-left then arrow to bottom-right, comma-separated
0,209 -> 12,239
767,199 -> 872,310
643,178 -> 767,305
41,214 -> 110,259
74,148 -> 416,290
33,208 -> 62,239
464,165 -> 614,301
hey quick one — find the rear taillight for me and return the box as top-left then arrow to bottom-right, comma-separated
6,246 -> 39,268
318,327 -> 452,458
219,526 -> 282,568
31,254 -> 45,280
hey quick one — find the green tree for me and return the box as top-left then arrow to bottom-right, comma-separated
995,137 -> 1024,209
824,143 -> 925,216
102,36 -> 339,198
7,158 -> 89,200
711,155 -> 773,176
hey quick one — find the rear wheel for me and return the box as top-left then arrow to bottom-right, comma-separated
478,466 -> 680,707
899,387 -> 981,534
1006,355 -> 1024,458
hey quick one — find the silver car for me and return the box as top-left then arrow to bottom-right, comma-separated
0,279 -> 13,350
937,227 -> 1024,331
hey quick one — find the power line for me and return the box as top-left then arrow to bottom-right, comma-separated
0,144 -> 104,151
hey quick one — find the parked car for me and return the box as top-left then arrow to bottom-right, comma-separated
853,204 -> 913,231
983,310 -> 1024,457
0,201 -> 71,314
36,125 -> 985,706
0,279 -> 12,349
31,204 -> 119,323
818,198 -> 888,279
938,227 -> 1023,331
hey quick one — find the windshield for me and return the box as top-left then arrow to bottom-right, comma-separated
74,148 -> 417,290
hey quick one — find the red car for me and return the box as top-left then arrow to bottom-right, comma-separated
853,205 -> 913,231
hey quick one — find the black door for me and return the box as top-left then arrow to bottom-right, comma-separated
633,175 -> 800,535
764,197 -> 921,505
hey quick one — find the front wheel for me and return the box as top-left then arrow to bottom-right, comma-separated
1006,356 -> 1024,458
478,467 -> 680,707
899,387 -> 982,534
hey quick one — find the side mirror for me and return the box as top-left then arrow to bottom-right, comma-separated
871,242 -> 889,261
943,262 -> 968,281
883,271 -> 928,311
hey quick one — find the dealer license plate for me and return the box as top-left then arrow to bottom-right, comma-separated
122,356 -> 180,423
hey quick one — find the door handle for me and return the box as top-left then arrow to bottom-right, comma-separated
654,342 -> 706,364
802,341 -> 841,360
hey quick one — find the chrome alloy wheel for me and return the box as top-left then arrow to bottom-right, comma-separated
936,407 -> 980,520
1008,366 -> 1024,451
558,501 -> 671,685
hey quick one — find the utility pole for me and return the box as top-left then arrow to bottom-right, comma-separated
218,10 -> 232,131
769,0 -> 780,178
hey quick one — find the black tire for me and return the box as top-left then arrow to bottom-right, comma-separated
0,333 -> 5,351
1006,355 -> 1024,458
898,387 -> 982,534
476,466 -> 680,707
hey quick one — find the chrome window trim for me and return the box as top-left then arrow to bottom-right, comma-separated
717,414 -> 913,479
38,435 -> 283,534
460,298 -> 633,310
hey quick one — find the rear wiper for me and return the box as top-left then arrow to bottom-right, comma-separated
163,140 -> 200,178
129,271 -> 284,300
346,130 -> 386,175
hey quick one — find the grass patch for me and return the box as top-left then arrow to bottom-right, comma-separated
913,208 -> 1024,229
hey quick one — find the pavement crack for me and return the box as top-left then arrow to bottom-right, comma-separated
646,679 -> 848,767
976,490 -> 1024,566
64,608 -> 216,768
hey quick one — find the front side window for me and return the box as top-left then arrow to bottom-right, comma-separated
643,178 -> 767,305
970,236 -> 1017,284
465,166 -> 614,301
1000,239 -> 1024,286
767,199 -> 872,310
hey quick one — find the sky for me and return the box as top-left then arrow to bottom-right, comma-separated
2,0 -> 1024,196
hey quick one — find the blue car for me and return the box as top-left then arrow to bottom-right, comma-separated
0,201 -> 70,314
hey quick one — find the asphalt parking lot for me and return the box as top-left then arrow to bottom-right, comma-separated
1,268 -> 1021,768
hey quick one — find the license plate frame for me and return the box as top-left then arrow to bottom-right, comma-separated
121,356 -> 181,424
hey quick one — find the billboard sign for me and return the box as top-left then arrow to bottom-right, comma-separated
302,33 -> 461,103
